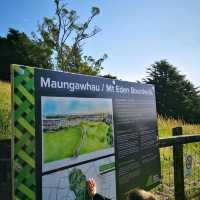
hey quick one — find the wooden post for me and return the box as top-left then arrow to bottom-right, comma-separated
173,127 -> 185,200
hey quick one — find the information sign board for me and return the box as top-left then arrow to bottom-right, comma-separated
12,65 -> 161,200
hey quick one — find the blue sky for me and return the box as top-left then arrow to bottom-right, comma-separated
42,97 -> 112,116
1,0 -> 200,86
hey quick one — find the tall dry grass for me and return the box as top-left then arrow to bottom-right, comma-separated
158,115 -> 200,137
0,81 -> 11,139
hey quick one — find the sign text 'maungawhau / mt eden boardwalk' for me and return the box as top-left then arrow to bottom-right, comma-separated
12,64 -> 161,200
40,76 -> 153,95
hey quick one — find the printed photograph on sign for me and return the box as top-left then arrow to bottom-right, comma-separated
41,97 -> 114,172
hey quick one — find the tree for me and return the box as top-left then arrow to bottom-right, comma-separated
34,0 -> 107,75
102,73 -> 117,80
144,60 -> 200,123
0,28 -> 52,81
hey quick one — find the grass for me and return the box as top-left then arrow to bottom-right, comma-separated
43,120 -> 111,163
158,115 -> 200,137
44,126 -> 82,163
154,116 -> 200,199
0,81 -> 11,139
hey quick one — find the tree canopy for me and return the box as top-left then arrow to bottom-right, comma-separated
34,0 -> 107,75
0,0 -> 108,81
0,28 -> 52,81
144,60 -> 200,123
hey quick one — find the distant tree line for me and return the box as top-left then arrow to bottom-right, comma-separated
144,60 -> 200,123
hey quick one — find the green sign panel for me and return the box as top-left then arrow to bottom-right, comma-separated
12,65 -> 161,200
